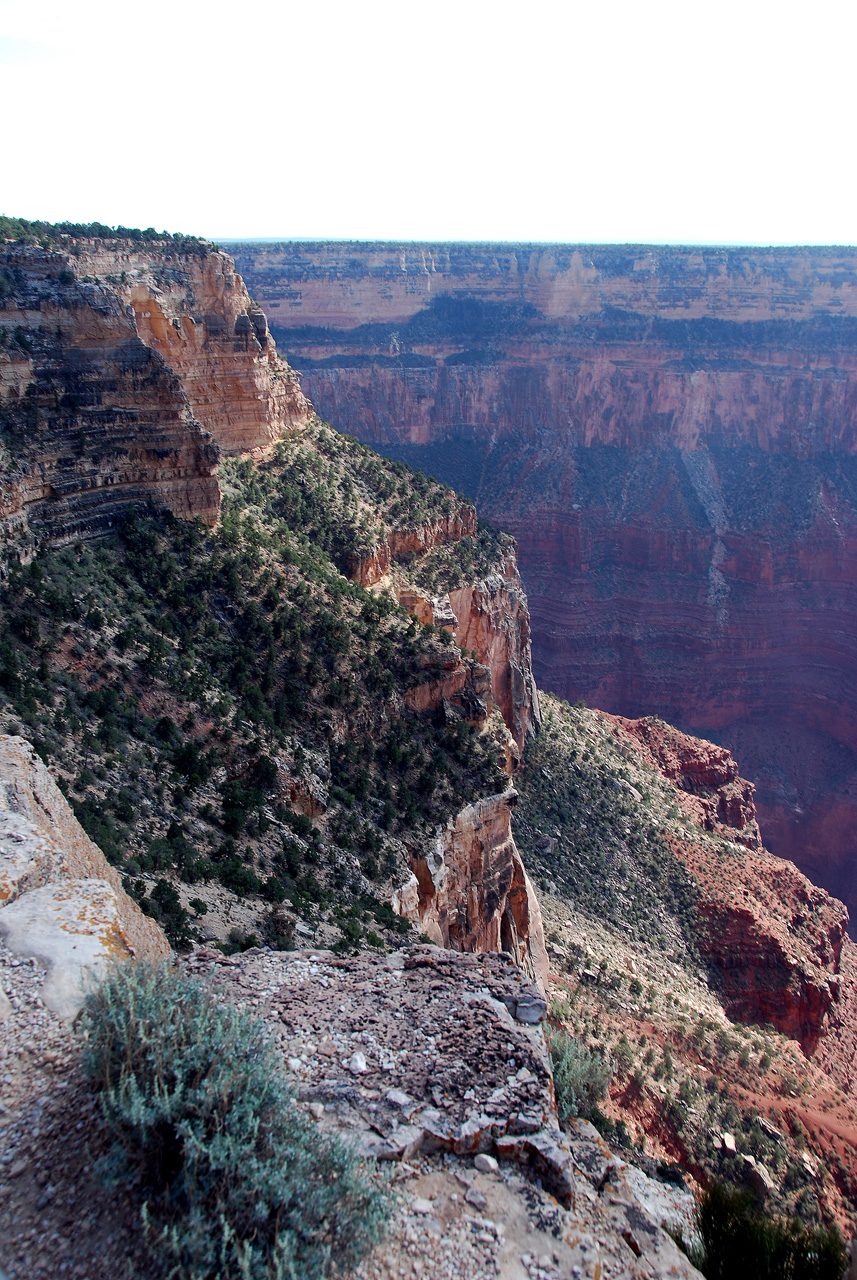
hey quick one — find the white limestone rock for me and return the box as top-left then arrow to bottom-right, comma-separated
0,878 -> 131,1020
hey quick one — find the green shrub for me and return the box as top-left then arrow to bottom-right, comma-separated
80,962 -> 387,1280
689,1181 -> 846,1280
548,1027 -> 613,1125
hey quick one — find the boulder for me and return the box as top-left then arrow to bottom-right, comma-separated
0,737 -> 169,1019
0,880 -> 130,1020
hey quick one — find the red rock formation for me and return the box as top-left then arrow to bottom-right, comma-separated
605,712 -> 854,1058
230,240 -> 857,931
448,556 -> 542,753
392,788 -> 549,987
611,715 -> 762,850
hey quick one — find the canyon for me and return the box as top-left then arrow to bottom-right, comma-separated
229,240 -> 857,929
2,226 -> 857,1261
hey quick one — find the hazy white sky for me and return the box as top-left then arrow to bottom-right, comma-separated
1,0 -> 854,245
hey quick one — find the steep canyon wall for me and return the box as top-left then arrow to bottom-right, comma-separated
0,237 -> 309,549
229,241 -> 857,927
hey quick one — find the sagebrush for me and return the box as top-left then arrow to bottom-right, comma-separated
80,962 -> 387,1280
548,1026 -> 613,1125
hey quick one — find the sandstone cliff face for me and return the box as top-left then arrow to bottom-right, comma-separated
392,788 -> 549,987
231,240 -> 857,931
0,736 -> 169,1018
448,558 -> 542,753
354,494 -> 540,748
391,558 -> 540,752
605,713 -> 851,1056
0,236 -> 309,550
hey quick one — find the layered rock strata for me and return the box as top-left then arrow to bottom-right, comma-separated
232,239 -> 857,927
0,237 -> 309,549
0,736 -> 169,1017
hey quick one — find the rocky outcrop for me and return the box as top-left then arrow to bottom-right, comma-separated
605,713 -> 851,1055
610,714 -> 762,850
392,789 -> 549,988
0,736 -> 169,1017
184,939 -> 698,1278
233,239 -> 857,931
73,240 -> 308,457
350,504 -> 477,586
448,558 -> 542,752
0,940 -> 705,1280
385,544 -> 540,749
0,236 -> 309,551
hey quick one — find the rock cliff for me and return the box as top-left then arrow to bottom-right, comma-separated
0,228 -> 547,992
517,696 -> 857,1228
231,240 -> 857,929
605,714 -> 850,1056
0,234 -> 309,551
392,788 -> 548,986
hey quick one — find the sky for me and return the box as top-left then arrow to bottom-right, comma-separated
1,0 -> 855,246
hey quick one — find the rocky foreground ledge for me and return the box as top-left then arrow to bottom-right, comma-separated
0,938 -> 702,1280
187,944 -> 702,1280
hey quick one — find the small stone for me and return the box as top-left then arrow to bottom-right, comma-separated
385,1088 -> 414,1108
348,1051 -> 368,1075
8,1159 -> 27,1178
308,1102 -> 325,1120
465,1186 -> 488,1210
474,1153 -> 499,1174
411,1197 -> 434,1214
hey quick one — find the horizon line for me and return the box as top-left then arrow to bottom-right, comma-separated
212,236 -> 857,250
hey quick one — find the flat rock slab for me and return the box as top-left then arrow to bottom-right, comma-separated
0,879 -> 130,1019
0,810 -> 64,905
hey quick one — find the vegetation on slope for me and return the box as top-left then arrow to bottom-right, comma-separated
514,695 -> 701,962
0,420 -> 510,951
522,696 -> 857,1232
0,213 -> 208,254
689,1181 -> 845,1280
